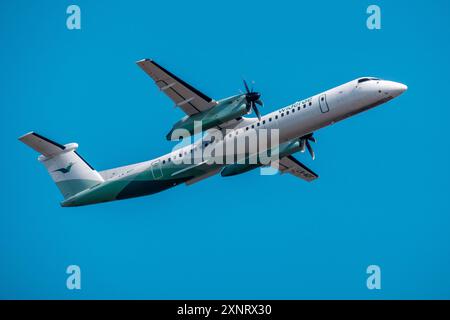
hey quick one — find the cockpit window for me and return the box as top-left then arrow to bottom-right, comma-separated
358,77 -> 380,83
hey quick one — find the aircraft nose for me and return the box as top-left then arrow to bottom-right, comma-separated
388,81 -> 408,97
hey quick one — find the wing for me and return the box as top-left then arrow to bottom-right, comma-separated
272,155 -> 318,182
137,59 -> 217,116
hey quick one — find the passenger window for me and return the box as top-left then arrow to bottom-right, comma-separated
262,120 -> 266,124
281,113 -> 284,117
257,123 -> 260,126
275,115 -> 278,119
251,125 -> 254,128
269,118 -> 272,121
286,111 -> 289,115
309,102 -> 312,106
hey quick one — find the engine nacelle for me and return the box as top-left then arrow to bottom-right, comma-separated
221,139 -> 306,177
166,94 -> 248,140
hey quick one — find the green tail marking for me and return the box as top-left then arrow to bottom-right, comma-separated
53,162 -> 74,174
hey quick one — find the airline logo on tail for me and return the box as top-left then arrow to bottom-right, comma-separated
53,162 -> 75,174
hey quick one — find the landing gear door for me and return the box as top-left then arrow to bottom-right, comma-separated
319,94 -> 330,113
151,160 -> 163,179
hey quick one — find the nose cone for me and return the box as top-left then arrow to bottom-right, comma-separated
389,81 -> 408,97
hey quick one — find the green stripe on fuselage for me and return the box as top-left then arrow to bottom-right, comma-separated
60,164 -> 195,207
56,179 -> 102,199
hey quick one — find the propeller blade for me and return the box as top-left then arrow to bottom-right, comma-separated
242,80 -> 262,119
252,102 -> 262,120
243,79 -> 250,93
306,141 -> 315,160
300,139 -> 306,152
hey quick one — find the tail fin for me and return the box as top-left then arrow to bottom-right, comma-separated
19,132 -> 104,199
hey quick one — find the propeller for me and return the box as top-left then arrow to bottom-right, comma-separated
299,133 -> 316,160
243,79 -> 263,120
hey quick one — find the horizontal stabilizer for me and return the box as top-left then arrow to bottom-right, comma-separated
18,132 -> 66,158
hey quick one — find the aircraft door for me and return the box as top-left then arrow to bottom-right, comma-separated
319,94 -> 330,113
151,160 -> 163,179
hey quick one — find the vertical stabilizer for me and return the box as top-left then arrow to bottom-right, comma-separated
19,132 -> 104,199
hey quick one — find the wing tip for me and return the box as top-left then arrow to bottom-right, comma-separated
18,131 -> 35,141
136,58 -> 153,64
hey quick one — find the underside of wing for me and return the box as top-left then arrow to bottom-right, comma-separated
137,59 -> 217,116
272,155 -> 318,182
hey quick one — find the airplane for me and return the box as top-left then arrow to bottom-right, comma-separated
19,59 -> 407,207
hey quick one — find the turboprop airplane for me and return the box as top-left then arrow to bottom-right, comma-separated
19,59 -> 407,207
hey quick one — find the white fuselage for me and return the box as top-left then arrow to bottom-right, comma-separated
264,77 -> 407,143
99,77 -> 407,180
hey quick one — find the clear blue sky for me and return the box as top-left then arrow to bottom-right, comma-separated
1,0 -> 450,299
